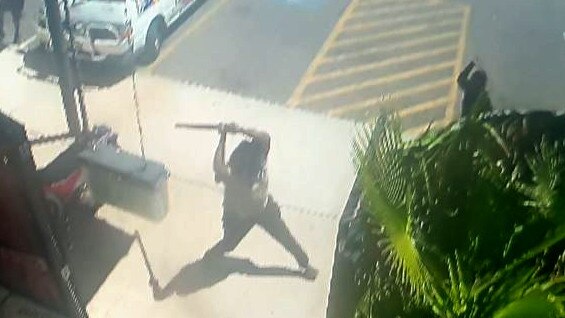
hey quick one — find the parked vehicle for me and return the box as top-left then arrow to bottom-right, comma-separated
36,0 -> 199,62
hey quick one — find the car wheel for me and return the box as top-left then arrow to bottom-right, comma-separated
142,21 -> 165,64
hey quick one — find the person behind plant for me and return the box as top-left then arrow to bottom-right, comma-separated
457,60 -> 493,118
0,0 -> 24,44
203,122 -> 318,280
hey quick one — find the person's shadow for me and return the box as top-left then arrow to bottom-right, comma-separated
151,255 -> 304,300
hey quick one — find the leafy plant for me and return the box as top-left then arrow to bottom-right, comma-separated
353,112 -> 565,317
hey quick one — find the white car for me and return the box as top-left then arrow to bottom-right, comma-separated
37,0 -> 198,62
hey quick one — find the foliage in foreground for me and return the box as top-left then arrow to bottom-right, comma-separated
354,112 -> 565,317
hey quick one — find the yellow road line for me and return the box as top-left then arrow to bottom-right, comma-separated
322,31 -> 459,63
348,1 -> 439,20
357,0 -> 418,7
287,0 -> 361,107
398,96 -> 449,118
297,60 -> 455,106
403,118 -> 448,137
342,7 -> 464,33
445,5 -> 470,121
332,19 -> 461,48
310,45 -> 457,83
149,0 -> 231,73
328,79 -> 451,116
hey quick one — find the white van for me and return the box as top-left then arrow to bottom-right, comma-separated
36,0 -> 198,62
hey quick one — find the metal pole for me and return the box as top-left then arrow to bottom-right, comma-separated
43,0 -> 82,136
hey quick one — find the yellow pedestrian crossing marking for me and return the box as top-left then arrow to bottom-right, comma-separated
398,96 -> 449,118
342,8 -> 464,33
310,45 -> 457,83
403,117 -> 450,137
287,0 -> 362,107
288,0 -> 471,131
328,79 -> 451,116
297,61 -> 455,106
357,0 -> 422,6
348,2 -> 440,19
322,31 -> 460,63
446,6 -> 471,121
332,19 -> 462,48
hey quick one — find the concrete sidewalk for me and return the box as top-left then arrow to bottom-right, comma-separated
0,48 -> 357,318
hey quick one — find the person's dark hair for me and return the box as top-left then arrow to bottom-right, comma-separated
470,70 -> 487,89
228,139 -> 265,186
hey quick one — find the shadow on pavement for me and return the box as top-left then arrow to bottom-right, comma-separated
152,255 -> 303,300
66,204 -> 135,303
20,47 -> 134,88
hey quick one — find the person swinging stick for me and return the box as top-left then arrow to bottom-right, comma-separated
202,123 -> 318,280
146,123 -> 318,300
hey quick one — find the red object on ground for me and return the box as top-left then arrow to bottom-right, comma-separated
43,169 -> 83,202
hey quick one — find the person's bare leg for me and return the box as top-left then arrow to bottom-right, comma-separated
258,197 -> 318,280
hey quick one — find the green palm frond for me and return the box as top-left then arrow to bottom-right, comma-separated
353,112 -> 565,317
515,138 -> 564,217
493,293 -> 564,318
428,253 -> 565,318
355,115 -> 432,298
492,274 -> 565,318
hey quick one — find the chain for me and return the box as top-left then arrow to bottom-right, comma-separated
61,0 -> 89,132
131,70 -> 147,162
122,8 -> 147,163
29,132 -> 73,145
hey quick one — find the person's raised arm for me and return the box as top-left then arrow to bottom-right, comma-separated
225,123 -> 271,156
458,61 -> 476,89
213,129 -> 230,182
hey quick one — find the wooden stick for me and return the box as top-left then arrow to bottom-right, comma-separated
174,123 -> 220,130
134,231 -> 156,282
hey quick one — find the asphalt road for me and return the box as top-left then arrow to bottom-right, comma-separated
148,0 -> 565,130
13,0 -> 565,128
149,0 -> 350,103
465,0 -> 565,112
286,0 -> 469,129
